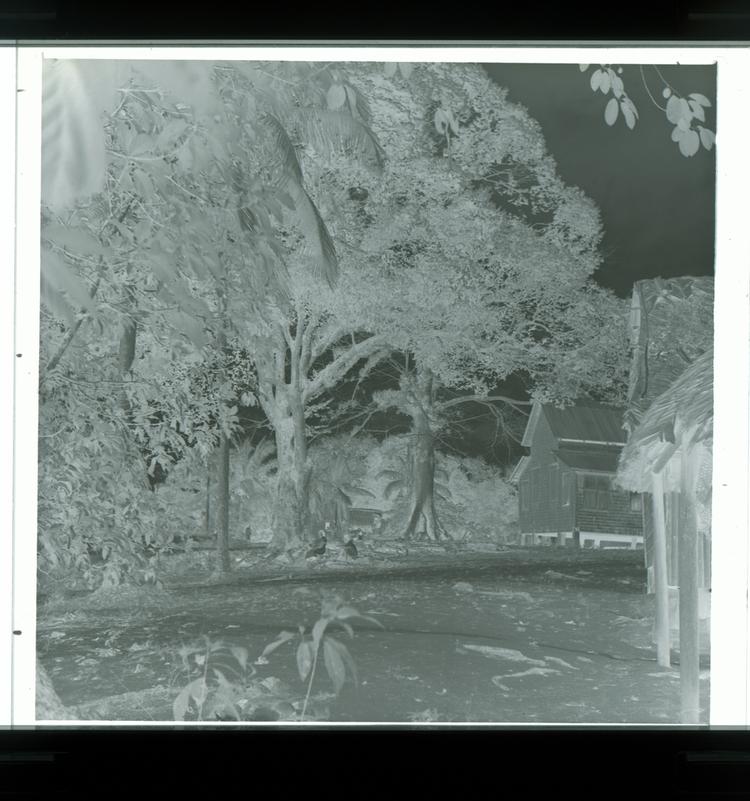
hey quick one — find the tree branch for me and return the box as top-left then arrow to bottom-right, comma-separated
300,308 -> 321,374
43,197 -> 138,380
639,65 -> 667,112
309,319 -> 350,364
44,275 -> 102,376
303,334 -> 386,404
273,329 -> 287,387
437,394 -> 532,414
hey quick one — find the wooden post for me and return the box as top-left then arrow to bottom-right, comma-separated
678,447 -> 701,725
651,471 -> 671,667
667,491 -> 680,586
214,278 -> 232,574
204,470 -> 211,539
215,433 -> 232,574
642,493 -> 655,593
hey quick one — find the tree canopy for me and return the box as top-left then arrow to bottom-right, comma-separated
38,59 -> 631,577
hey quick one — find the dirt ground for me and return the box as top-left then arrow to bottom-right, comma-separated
36,545 -> 709,724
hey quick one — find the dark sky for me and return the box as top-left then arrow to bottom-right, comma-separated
484,63 -> 716,297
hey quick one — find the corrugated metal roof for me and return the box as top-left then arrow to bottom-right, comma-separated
542,402 -> 627,444
556,447 -> 621,473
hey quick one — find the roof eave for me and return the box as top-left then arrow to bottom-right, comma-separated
558,438 -> 626,447
520,402 -> 542,448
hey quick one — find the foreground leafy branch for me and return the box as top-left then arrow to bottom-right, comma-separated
579,63 -> 715,157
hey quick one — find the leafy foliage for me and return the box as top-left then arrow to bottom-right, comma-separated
38,59 -> 630,573
579,64 -> 715,158
171,596 -> 381,722
440,457 -> 519,542
306,435 -> 377,537
173,637 -> 252,722
261,594 -> 382,719
320,63 -> 628,409
38,59 -> 388,576
364,435 -> 518,541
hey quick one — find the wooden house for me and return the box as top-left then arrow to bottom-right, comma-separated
511,401 -> 643,549
615,276 -> 713,724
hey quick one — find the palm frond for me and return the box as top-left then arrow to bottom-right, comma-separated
40,272 -> 76,326
434,466 -> 450,482
344,83 -> 372,124
263,113 -> 304,185
435,481 -> 451,499
350,486 -> 377,499
384,479 -> 405,500
262,113 -> 338,285
292,184 -> 339,286
42,60 -> 110,211
375,468 -> 404,481
298,108 -> 385,170
254,438 -> 276,463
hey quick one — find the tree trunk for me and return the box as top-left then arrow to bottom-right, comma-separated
215,433 -> 231,574
651,472 -> 671,668
260,313 -> 384,553
204,470 -> 211,539
291,392 -> 311,543
266,320 -> 312,554
678,449 -> 701,724
36,658 -> 71,720
404,367 -> 449,542
269,410 -> 308,553
214,278 -> 232,574
117,283 -> 137,414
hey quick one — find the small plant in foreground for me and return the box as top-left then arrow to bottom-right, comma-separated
172,596 -> 383,722
259,594 -> 383,720
172,637 -> 253,722
408,707 -> 441,723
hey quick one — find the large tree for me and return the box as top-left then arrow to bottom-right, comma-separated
38,59 -> 384,578
235,265 -> 389,553
306,62 -> 629,541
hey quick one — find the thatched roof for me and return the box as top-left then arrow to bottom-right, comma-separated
617,349 -> 713,492
625,276 -> 713,436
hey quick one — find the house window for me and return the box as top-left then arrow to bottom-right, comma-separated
581,475 -> 612,510
561,473 -> 571,507
630,492 -> 641,513
582,475 -> 612,491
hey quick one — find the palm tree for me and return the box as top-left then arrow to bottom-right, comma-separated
307,451 -> 377,545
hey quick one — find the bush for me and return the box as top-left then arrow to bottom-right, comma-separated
343,434 -> 519,542
440,456 -> 519,542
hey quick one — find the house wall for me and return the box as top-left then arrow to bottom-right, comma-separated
518,411 -> 575,535
518,407 -> 643,540
575,481 -> 643,538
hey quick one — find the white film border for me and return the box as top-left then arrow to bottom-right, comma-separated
6,44 -> 749,727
